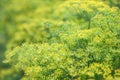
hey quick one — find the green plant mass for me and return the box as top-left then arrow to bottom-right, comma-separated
0,0 -> 120,80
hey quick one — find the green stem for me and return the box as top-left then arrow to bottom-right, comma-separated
88,19 -> 91,29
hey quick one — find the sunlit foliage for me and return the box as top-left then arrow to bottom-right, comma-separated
0,0 -> 120,80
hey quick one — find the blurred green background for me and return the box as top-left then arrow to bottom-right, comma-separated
0,0 -> 120,80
